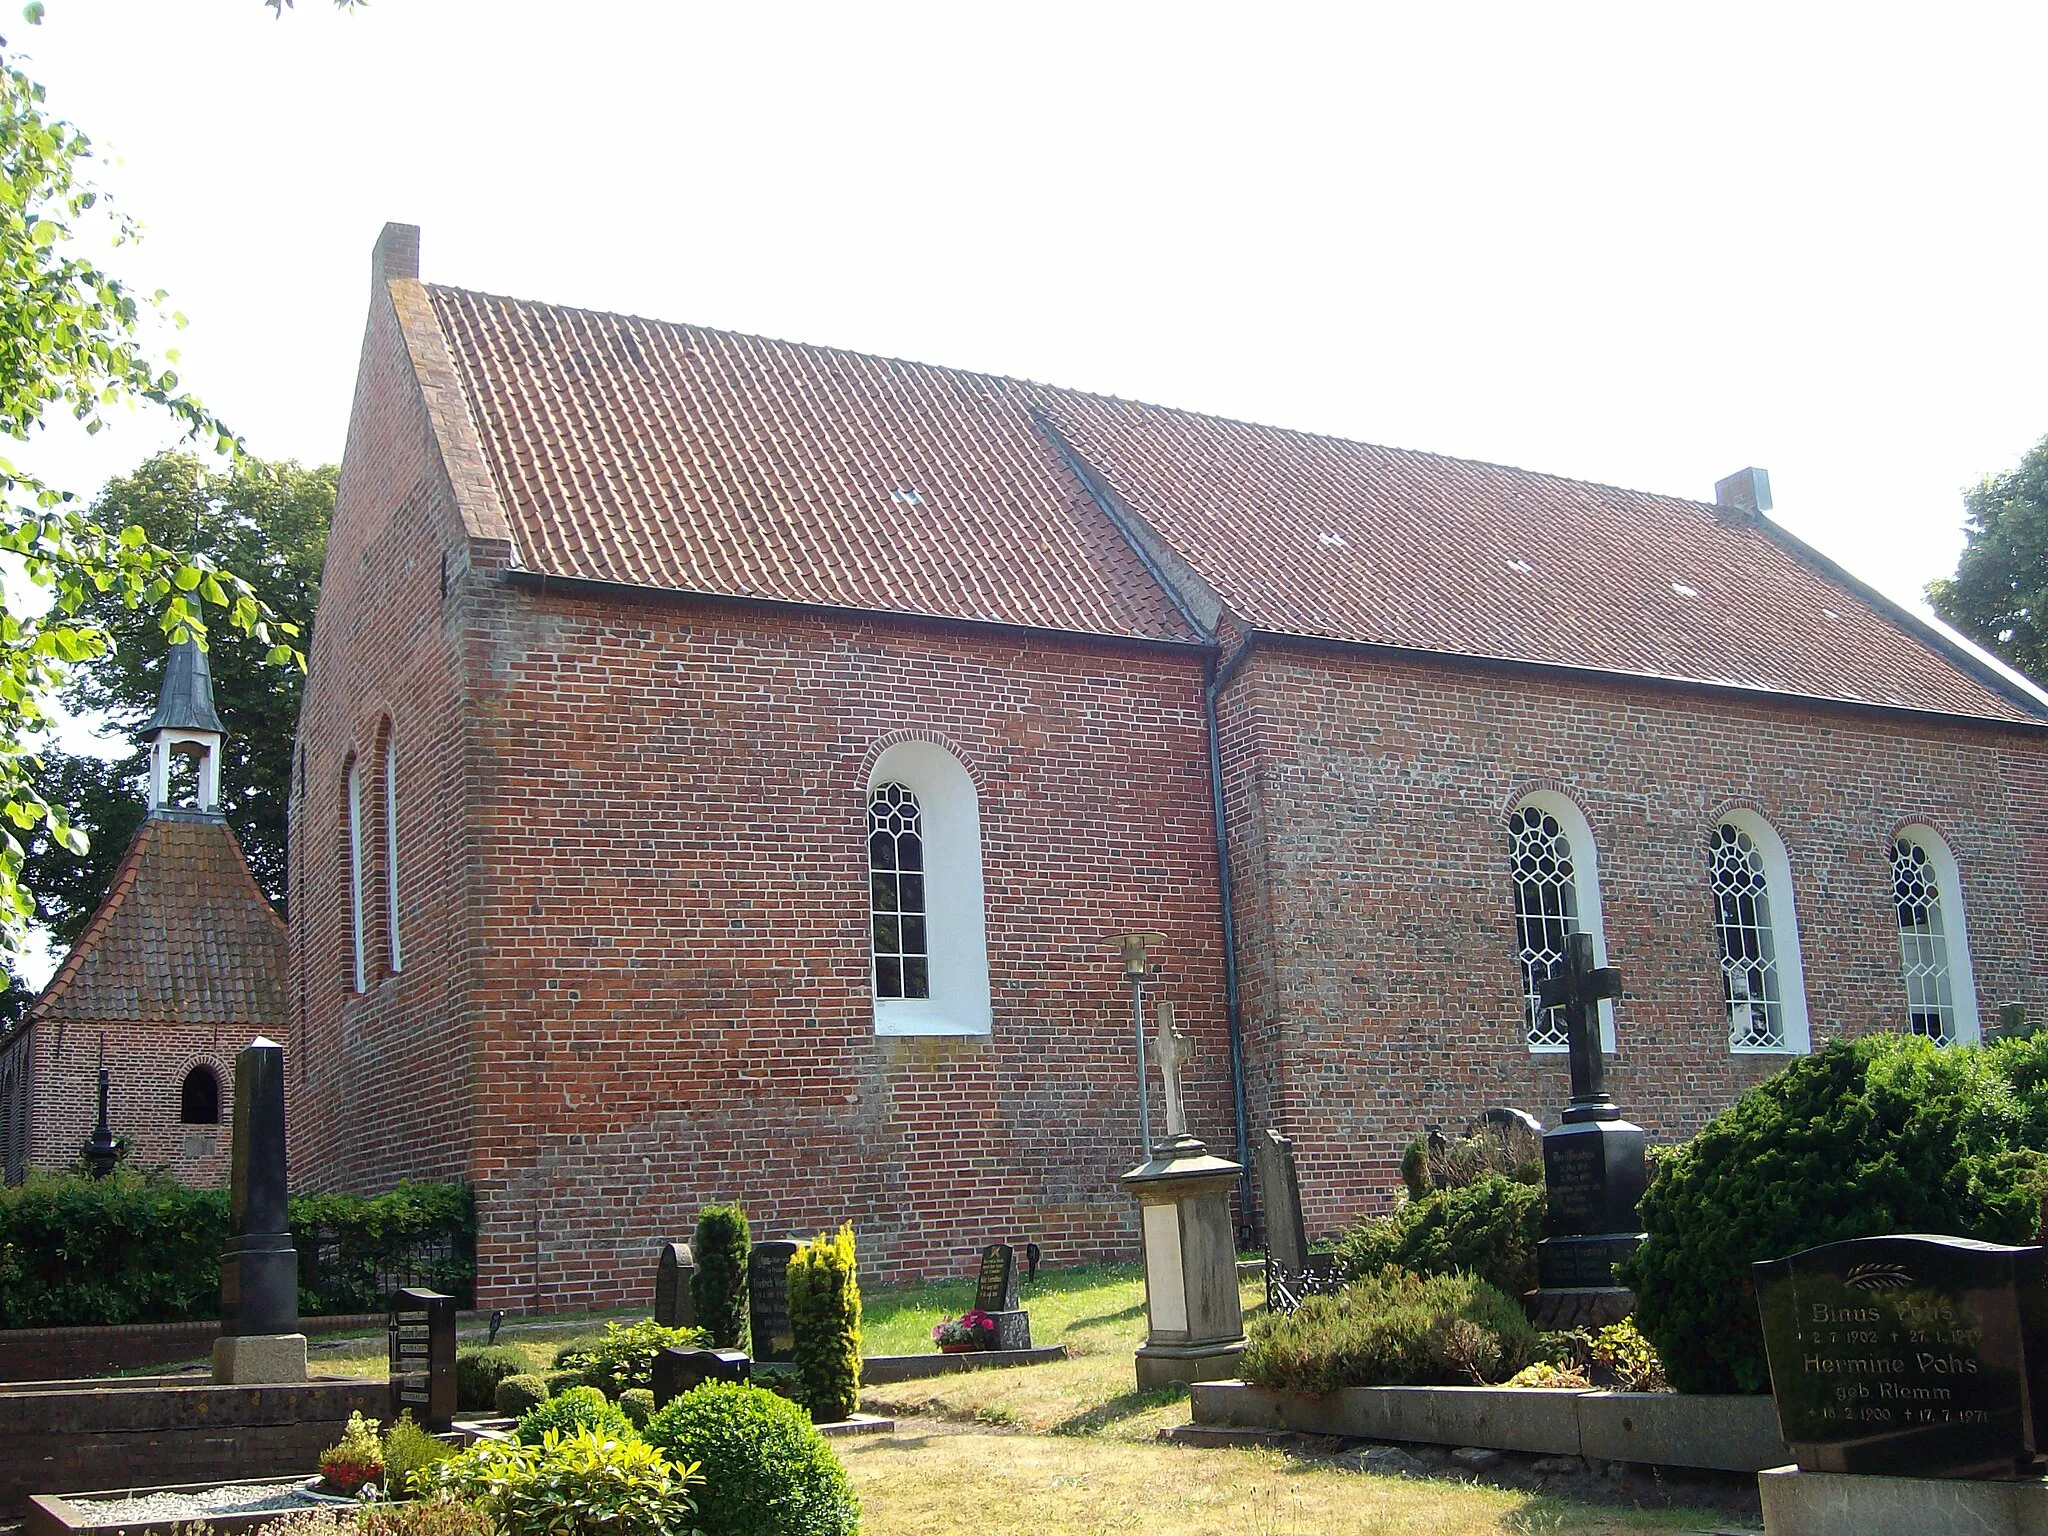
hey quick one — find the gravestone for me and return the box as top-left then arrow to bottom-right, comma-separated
1532,935 -> 1647,1291
651,1345 -> 752,1407
213,1037 -> 307,1383
974,1243 -> 1030,1351
387,1286 -> 457,1432
654,1242 -> 697,1329
747,1240 -> 799,1364
1254,1128 -> 1309,1274
1755,1233 -> 2048,1479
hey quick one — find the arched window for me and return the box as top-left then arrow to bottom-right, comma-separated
865,740 -> 991,1036
1506,792 -> 1612,1053
180,1064 -> 221,1125
383,732 -> 402,974
1706,813 -> 1811,1053
1890,827 -> 1980,1045
344,758 -> 366,993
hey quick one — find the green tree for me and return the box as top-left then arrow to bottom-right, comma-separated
1927,433 -> 2048,685
19,454 -> 329,939
0,33 -> 298,957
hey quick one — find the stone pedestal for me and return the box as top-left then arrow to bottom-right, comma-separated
987,1309 -> 1032,1352
212,1332 -> 309,1384
1758,1465 -> 2048,1536
1124,1133 -> 1246,1390
214,1039 -> 305,1385
1534,1116 -> 1646,1292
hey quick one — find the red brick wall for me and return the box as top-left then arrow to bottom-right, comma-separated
1220,643 -> 2048,1241
22,1021 -> 236,1185
458,592 -> 1229,1307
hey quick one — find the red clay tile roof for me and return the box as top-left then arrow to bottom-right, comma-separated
421,283 -> 2040,723
32,815 -> 288,1025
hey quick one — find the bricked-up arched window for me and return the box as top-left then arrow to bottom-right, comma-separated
1506,792 -> 1612,1053
180,1064 -> 221,1125
868,784 -> 929,1001
1891,827 -> 1980,1045
344,757 -> 366,993
1706,814 -> 1811,1054
865,739 -> 991,1036
382,731 -> 402,975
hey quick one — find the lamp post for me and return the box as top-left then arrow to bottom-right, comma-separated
81,1035 -> 120,1179
1105,932 -> 1167,1155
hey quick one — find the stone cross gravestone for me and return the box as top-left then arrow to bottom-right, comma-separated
1533,935 -> 1648,1291
654,1242 -> 697,1330
1755,1233 -> 2048,1479
1254,1128 -> 1310,1275
387,1286 -> 457,1432
748,1240 -> 799,1364
1151,1002 -> 1194,1148
975,1244 -> 1018,1313
213,1037 -> 307,1383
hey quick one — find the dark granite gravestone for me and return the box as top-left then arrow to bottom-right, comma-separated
221,1038 -> 299,1338
747,1240 -> 799,1364
1755,1234 -> 2048,1479
654,1242 -> 697,1329
975,1244 -> 1018,1313
1532,935 -> 1648,1290
387,1287 -> 457,1432
651,1345 -> 752,1407
974,1243 -> 1031,1350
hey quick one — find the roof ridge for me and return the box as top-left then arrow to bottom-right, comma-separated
421,282 -> 1717,515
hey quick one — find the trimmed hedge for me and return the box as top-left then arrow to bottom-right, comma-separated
788,1224 -> 862,1422
692,1203 -> 751,1351
496,1374 -> 549,1419
1241,1266 -> 1540,1392
643,1381 -> 859,1536
456,1345 -> 529,1412
0,1169 -> 475,1327
1621,1034 -> 2048,1394
1334,1174 -> 1545,1296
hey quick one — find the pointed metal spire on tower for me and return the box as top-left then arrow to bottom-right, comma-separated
143,637 -> 227,736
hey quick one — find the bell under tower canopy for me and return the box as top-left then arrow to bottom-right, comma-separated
144,637 -> 226,816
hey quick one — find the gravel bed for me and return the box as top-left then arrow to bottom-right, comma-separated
73,1481 -> 314,1525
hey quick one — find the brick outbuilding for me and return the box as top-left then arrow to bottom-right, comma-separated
289,224 -> 2048,1305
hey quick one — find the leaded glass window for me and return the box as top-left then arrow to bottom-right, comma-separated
869,783 -> 929,1000
1708,823 -> 1785,1049
1892,838 -> 1959,1043
1508,804 -> 1581,1049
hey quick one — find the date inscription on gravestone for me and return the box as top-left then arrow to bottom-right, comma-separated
1754,1233 -> 2048,1478
1545,1137 -> 1603,1230
748,1240 -> 799,1364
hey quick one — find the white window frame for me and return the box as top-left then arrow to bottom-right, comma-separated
1707,811 -> 1812,1055
345,760 -> 366,993
1891,824 -> 1981,1046
383,734 -> 402,974
1507,790 -> 1614,1055
866,740 -> 991,1037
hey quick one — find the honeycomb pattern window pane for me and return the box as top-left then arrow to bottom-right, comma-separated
1892,838 -> 1958,1044
869,783 -> 930,1000
1709,823 -> 1785,1050
1507,804 -> 1581,1049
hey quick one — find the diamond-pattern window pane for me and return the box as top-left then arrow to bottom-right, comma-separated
1892,839 -> 1957,1045
1708,824 -> 1786,1049
1507,805 -> 1581,1049
869,783 -> 930,1000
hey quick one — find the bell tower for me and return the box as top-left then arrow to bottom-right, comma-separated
143,637 -> 226,816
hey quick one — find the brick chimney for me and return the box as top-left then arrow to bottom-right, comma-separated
1713,466 -> 1772,525
372,222 -> 420,285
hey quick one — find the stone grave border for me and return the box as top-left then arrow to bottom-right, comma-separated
1181,1380 -> 1789,1473
27,1476 -> 318,1536
861,1344 -> 1065,1384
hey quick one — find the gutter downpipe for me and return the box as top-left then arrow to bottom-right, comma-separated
1206,633 -> 1258,1240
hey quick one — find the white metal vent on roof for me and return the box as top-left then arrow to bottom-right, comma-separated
1507,559 -> 1534,574
891,488 -> 923,505
1672,582 -> 1700,598
1318,530 -> 1347,548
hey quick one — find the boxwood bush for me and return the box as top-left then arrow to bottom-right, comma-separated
514,1384 -> 636,1446
494,1373 -> 549,1419
1241,1266 -> 1540,1393
455,1345 -> 528,1412
1621,1033 -> 2048,1394
643,1381 -> 859,1536
1333,1174 -> 1545,1296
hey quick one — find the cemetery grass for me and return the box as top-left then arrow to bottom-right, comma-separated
838,1433 -> 1717,1536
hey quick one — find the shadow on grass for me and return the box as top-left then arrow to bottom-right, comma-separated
1049,1383 -> 1186,1437
1060,1301 -> 1147,1329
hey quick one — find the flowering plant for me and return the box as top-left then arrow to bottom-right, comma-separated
319,1410 -> 385,1495
931,1311 -> 998,1350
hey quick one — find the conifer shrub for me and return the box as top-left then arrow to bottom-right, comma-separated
1240,1266 -> 1540,1393
514,1384 -> 636,1446
788,1223 -> 862,1422
692,1203 -> 752,1351
1621,1033 -> 2048,1394
454,1345 -> 528,1413
643,1381 -> 859,1536
1334,1175 -> 1545,1296
494,1374 -> 549,1419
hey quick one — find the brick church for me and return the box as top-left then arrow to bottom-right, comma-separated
289,224 -> 2048,1309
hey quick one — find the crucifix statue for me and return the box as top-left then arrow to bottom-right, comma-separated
1150,1000 -> 1194,1144
1537,931 -> 1622,1124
